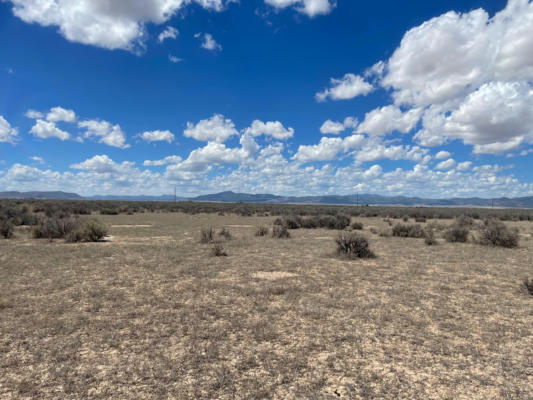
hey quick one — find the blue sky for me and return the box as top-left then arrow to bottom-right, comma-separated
1,0 -> 532,198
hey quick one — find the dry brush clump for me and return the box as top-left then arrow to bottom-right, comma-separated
255,226 -> 269,237
200,227 -> 215,243
423,226 -> 438,246
335,231 -> 375,259
0,218 -> 14,239
444,217 -> 471,243
392,223 -> 425,238
33,215 -> 109,242
210,243 -> 227,257
476,219 -> 519,248
218,227 -> 232,240
272,224 -> 290,239
351,221 -> 364,230
523,278 -> 533,296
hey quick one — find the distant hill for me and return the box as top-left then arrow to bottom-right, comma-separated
0,191 -> 82,200
1,190 -> 533,208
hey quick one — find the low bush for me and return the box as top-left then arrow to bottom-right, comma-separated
255,226 -> 269,237
100,208 -> 119,215
423,227 -> 438,246
32,216 -> 78,239
477,219 -> 519,248
392,223 -> 425,238
211,243 -> 227,257
0,219 -> 14,239
444,224 -> 469,243
218,227 -> 232,240
335,232 -> 375,259
200,227 -> 215,243
272,224 -> 290,239
378,228 -> 392,237
415,217 -> 427,223
351,221 -> 363,230
80,218 -> 109,242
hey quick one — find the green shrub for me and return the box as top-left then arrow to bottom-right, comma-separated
335,232 -> 375,258
272,224 -> 290,239
392,223 -> 425,238
0,219 -> 14,239
477,219 -> 519,248
200,227 -> 215,243
255,226 -> 269,237
351,221 -> 363,230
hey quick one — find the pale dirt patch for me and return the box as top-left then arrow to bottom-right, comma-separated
252,271 -> 298,280
227,225 -> 254,228
315,236 -> 331,240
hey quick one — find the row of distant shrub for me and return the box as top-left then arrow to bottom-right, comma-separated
388,216 -> 519,248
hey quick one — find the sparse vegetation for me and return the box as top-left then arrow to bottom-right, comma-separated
272,224 -> 290,239
423,226 -> 438,246
476,219 -> 519,248
335,231 -> 375,258
444,224 -> 470,243
218,227 -> 232,240
210,243 -> 227,257
392,223 -> 425,238
351,221 -> 363,230
200,227 -> 215,243
0,208 -> 532,398
255,226 -> 269,236
0,219 -> 14,239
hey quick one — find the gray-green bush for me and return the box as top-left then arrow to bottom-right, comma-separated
335,232 -> 375,259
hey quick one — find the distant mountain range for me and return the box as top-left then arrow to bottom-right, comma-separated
1,190 -> 533,208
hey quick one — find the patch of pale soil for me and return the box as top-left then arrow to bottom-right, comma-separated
252,271 -> 298,280
227,225 -> 254,228
315,236 -> 331,240
110,224 -> 152,228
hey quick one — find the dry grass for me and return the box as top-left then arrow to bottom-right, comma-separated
1,213 -> 532,399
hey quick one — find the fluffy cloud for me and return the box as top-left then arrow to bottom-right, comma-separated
30,156 -> 45,164
0,116 -> 19,143
244,120 -> 294,140
457,161 -> 472,171
8,0 -> 232,51
195,32 -> 222,51
356,106 -> 422,136
354,143 -> 428,165
139,130 -> 175,143
184,114 -> 238,142
158,26 -> 179,43
25,109 -> 43,119
315,74 -> 373,102
435,151 -> 451,160
70,154 -> 126,173
264,0 -> 336,17
320,117 -> 357,135
78,119 -> 129,148
30,119 -> 70,140
292,135 -> 364,163
435,158 -> 457,171
46,106 -> 76,122
144,156 -> 182,166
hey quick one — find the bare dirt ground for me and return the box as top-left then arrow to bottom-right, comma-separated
1,212 -> 532,399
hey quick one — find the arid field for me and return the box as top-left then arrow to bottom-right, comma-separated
1,210 -> 533,399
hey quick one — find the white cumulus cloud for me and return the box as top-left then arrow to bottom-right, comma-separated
356,106 -> 422,136
30,119 -> 70,140
195,32 -> 222,51
264,0 -> 336,17
78,119 -> 129,148
244,120 -> 294,140
158,26 -> 179,43
320,117 -> 357,135
46,106 -> 76,122
0,116 -> 19,143
184,114 -> 238,143
315,73 -> 373,102
139,130 -> 175,143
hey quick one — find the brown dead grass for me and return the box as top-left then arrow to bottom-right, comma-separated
1,213 -> 532,399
